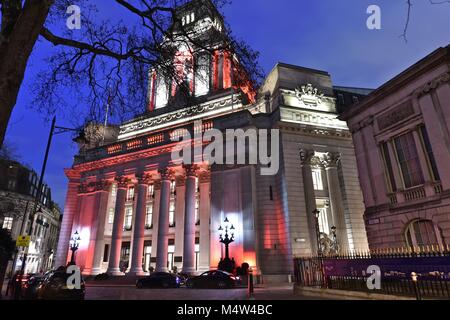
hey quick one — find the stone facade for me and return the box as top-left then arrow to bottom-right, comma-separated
55,0 -> 369,281
341,45 -> 450,250
0,159 -> 62,274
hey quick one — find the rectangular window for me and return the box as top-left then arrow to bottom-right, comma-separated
124,207 -> 133,231
2,217 -> 13,230
108,208 -> 115,224
169,201 -> 176,228
195,237 -> 200,271
143,241 -> 152,272
145,205 -> 153,229
312,168 -> 324,190
127,186 -> 135,201
147,184 -> 154,199
111,184 -> 117,197
419,125 -> 440,181
167,243 -> 175,271
394,132 -> 424,188
318,208 -> 329,234
103,244 -> 110,263
120,242 -> 131,263
194,198 -> 200,225
381,142 -> 397,192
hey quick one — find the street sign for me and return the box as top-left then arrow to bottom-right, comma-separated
16,235 -> 31,247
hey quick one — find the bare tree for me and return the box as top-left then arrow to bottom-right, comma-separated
401,0 -> 450,41
0,0 -> 263,147
0,139 -> 20,161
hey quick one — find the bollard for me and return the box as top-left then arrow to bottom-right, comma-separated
411,272 -> 422,301
248,269 -> 254,299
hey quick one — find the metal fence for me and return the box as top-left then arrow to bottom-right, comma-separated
294,248 -> 450,299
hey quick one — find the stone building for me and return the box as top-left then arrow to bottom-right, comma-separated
341,45 -> 450,250
55,0 -> 368,281
0,158 -> 62,274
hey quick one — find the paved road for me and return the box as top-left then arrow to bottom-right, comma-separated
85,284 -> 335,300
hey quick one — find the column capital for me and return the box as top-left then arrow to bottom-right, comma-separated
95,180 -> 112,192
183,164 -> 200,177
323,152 -> 341,168
136,173 -> 153,186
159,168 -> 175,181
300,149 -> 315,166
115,176 -> 130,189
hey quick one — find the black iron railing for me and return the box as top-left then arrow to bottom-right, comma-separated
294,248 -> 450,299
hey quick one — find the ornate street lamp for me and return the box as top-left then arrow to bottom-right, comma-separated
218,217 -> 236,272
68,231 -> 81,266
312,209 -> 322,256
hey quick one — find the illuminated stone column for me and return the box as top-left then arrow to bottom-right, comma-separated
106,176 -> 129,275
300,149 -> 319,254
54,169 -> 80,268
86,180 -> 111,275
323,152 -> 349,252
128,174 -> 152,276
155,168 -> 172,272
182,165 -> 198,274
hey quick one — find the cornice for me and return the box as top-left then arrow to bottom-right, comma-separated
118,94 -> 242,139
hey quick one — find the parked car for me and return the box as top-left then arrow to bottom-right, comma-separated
22,275 -> 45,300
136,272 -> 182,289
38,270 -> 85,300
186,270 -> 238,289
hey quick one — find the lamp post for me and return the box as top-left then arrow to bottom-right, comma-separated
312,209 -> 321,256
68,231 -> 81,266
19,117 -> 87,277
218,217 -> 235,272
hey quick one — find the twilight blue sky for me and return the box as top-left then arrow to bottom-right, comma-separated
4,0 -> 450,209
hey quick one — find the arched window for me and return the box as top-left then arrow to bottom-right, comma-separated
405,219 -> 444,248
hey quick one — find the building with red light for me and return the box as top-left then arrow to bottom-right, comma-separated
55,0 -> 369,282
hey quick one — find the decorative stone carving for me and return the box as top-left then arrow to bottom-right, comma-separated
158,168 -> 175,181
377,101 -> 414,131
78,180 -> 111,194
137,173 -> 153,185
414,72 -> 450,97
183,164 -> 199,177
119,95 -> 242,137
322,152 -> 341,168
115,176 -> 130,189
295,84 -> 325,106
300,149 -> 315,166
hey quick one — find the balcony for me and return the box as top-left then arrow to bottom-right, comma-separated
123,226 -> 132,232
388,181 -> 443,206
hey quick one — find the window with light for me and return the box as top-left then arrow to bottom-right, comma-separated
145,205 -> 153,229
2,217 -> 13,230
124,207 -> 133,231
312,168 -> 324,190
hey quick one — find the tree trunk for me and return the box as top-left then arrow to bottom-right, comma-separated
0,0 -> 53,147
0,256 -> 8,298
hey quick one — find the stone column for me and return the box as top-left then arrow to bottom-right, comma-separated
199,170 -> 211,272
54,170 -> 80,268
128,174 -> 152,276
323,152 -> 349,252
182,165 -> 198,274
155,168 -> 172,272
300,149 -> 319,254
107,176 -> 129,275
87,180 -> 111,275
